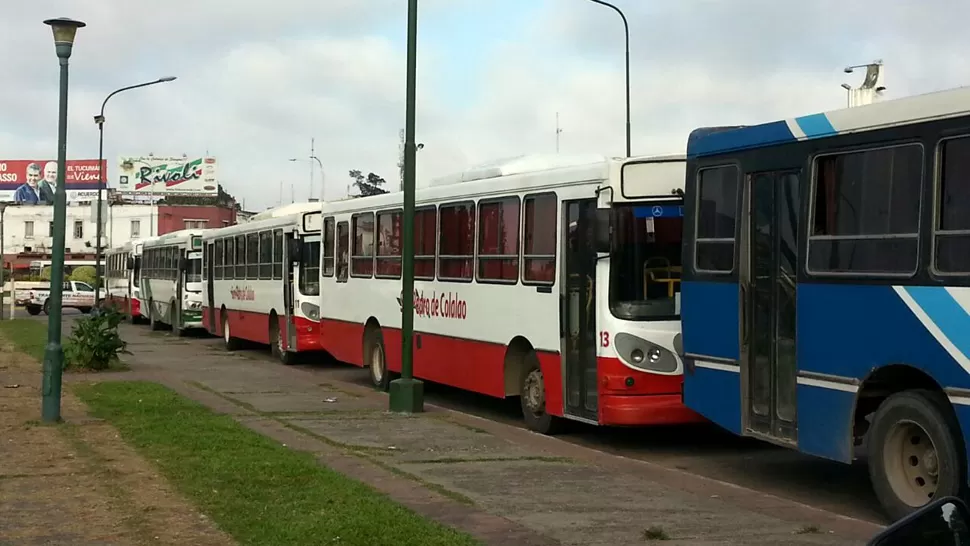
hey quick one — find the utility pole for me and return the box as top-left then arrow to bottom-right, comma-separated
556,112 -> 563,153
309,137 -> 315,201
398,128 -> 406,191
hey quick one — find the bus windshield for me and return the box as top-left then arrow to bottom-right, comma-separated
609,202 -> 683,321
299,240 -> 320,296
186,257 -> 203,284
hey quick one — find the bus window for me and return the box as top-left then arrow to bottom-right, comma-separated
186,255 -> 203,283
336,221 -> 349,282
610,203 -> 683,321
299,240 -> 321,296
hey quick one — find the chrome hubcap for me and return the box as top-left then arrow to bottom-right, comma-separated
885,420 -> 940,507
371,344 -> 385,384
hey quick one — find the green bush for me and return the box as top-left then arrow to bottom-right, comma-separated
65,307 -> 129,371
70,265 -> 97,286
39,266 -> 52,281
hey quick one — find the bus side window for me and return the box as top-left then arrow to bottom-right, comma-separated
336,221 -> 349,282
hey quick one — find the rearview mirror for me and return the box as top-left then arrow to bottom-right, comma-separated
178,256 -> 188,272
867,496 -> 970,545
287,239 -> 303,263
126,256 -> 135,270
594,208 -> 611,254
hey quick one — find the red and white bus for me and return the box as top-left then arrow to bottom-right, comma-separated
104,238 -> 150,322
201,202 -> 323,363
317,154 -> 704,433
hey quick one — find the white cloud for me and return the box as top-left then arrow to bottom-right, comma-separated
2,0 -> 968,211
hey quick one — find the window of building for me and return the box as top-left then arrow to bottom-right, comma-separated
184,219 -> 207,229
130,220 -> 140,238
376,210 -> 402,278
522,193 -> 557,284
48,221 -> 54,236
414,206 -> 436,280
272,229 -> 283,280
246,233 -> 259,279
336,221 -> 349,282
477,197 -> 520,283
323,217 -> 335,277
694,165 -> 739,273
809,144 -> 923,275
438,202 -> 475,281
24,221 -> 34,239
351,213 -> 375,277
235,235 -> 246,278
73,220 -> 84,239
935,136 -> 970,273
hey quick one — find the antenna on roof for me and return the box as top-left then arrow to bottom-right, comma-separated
556,112 -> 563,153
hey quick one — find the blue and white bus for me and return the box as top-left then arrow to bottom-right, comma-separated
681,86 -> 970,521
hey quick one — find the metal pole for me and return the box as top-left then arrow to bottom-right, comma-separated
1,205 -> 5,320
95,120 -> 104,306
389,0 -> 424,413
309,138 -> 315,201
586,0 -> 631,157
42,18 -> 84,423
311,156 -> 324,201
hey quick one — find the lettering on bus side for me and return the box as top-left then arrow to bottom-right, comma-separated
230,286 -> 256,301
396,289 -> 467,320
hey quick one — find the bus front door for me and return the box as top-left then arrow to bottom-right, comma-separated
743,170 -> 800,444
206,242 -> 216,332
562,199 -> 599,423
283,233 -> 296,352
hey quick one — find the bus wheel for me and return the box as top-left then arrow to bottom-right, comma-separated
519,356 -> 562,435
222,314 -> 240,351
868,389 -> 965,521
270,319 -> 295,365
364,327 -> 390,392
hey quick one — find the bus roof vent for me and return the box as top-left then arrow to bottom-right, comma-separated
429,154 -> 611,187
249,201 -> 320,222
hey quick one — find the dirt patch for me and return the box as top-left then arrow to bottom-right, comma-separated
0,340 -> 235,546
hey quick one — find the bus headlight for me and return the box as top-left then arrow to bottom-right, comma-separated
613,332 -> 677,373
300,302 -> 320,321
185,300 -> 201,310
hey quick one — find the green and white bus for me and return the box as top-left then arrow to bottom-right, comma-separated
140,229 -> 207,335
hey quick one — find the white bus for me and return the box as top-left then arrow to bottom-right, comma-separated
140,229 -> 207,335
316,154 -> 703,433
104,239 -> 152,322
201,202 -> 322,364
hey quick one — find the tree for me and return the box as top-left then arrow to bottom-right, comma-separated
70,266 -> 97,286
349,170 -> 389,197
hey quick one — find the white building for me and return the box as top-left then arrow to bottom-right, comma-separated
1,203 -> 157,256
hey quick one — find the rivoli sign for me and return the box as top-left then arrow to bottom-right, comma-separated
116,155 -> 218,196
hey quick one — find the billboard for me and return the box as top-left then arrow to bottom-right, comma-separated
0,159 -> 106,205
116,156 -> 218,196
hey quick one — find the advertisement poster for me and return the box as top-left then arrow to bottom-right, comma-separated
0,159 -> 106,205
116,156 -> 218,196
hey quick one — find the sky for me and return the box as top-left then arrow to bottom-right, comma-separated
3,0 -> 968,211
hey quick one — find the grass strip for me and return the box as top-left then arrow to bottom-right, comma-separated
0,319 -> 47,362
74,380 -> 480,546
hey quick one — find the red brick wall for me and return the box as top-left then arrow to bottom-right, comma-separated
156,205 -> 237,235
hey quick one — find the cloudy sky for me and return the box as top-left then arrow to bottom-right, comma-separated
3,0 -> 967,211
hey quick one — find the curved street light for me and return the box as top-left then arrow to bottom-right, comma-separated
93,76 -> 177,306
585,0 -> 631,157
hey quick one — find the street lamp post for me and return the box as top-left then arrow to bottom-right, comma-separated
586,0 -> 631,157
41,17 -> 85,423
94,76 -> 176,307
388,0 -> 424,414
309,155 -> 324,201
0,203 -> 7,320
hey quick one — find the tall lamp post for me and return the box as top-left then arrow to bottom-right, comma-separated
388,0 -> 424,413
0,203 -> 7,320
94,76 -> 176,307
288,155 -> 326,201
585,0 -> 631,157
41,17 -> 85,424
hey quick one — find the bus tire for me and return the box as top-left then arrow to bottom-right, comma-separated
270,318 -> 295,365
364,327 -> 390,392
868,388 -> 965,521
519,354 -> 563,435
222,313 -> 240,351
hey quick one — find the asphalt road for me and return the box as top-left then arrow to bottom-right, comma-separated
31,312 -> 886,525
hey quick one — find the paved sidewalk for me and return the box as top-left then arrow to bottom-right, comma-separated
79,324 -> 883,546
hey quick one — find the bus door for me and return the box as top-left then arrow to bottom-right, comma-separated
283,232 -> 297,351
742,170 -> 800,444
205,242 -> 216,332
561,198 -> 599,422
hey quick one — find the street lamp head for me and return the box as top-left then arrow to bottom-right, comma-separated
44,18 -> 85,59
841,83 -> 852,90
158,76 -> 177,83
843,66 -> 855,74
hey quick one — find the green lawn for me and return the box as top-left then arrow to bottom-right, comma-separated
74,381 -> 480,546
0,319 -> 47,362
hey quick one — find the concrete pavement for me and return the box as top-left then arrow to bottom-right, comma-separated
74,323 -> 884,546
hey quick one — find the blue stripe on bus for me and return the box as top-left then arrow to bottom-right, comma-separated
904,286 -> 970,364
794,113 -> 837,139
686,120 -> 797,157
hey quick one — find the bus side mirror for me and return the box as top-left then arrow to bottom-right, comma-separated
594,208 -> 611,254
287,239 -> 303,263
178,256 -> 188,271
126,256 -> 135,270
867,496 -> 970,545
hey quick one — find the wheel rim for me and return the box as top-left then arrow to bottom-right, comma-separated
523,369 -> 546,417
277,326 -> 285,354
883,419 -> 940,507
224,320 -> 230,343
370,343 -> 386,385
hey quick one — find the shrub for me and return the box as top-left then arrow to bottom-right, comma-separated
65,307 -> 129,371
70,265 -> 97,286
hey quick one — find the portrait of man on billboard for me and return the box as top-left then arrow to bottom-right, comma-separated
38,161 -> 57,204
13,163 -> 42,205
